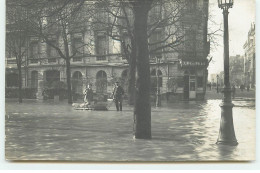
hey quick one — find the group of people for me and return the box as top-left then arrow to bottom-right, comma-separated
83,82 -> 124,111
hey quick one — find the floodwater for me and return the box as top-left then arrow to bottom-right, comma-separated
5,99 -> 255,161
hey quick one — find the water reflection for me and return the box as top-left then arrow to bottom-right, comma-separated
5,99 -> 255,161
217,144 -> 237,160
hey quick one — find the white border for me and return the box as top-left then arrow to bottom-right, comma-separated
0,0 -> 259,170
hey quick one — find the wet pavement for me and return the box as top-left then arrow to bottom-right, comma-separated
5,98 -> 255,161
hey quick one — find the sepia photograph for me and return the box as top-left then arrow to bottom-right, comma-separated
4,0 -> 256,162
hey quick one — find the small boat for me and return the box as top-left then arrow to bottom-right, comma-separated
72,99 -> 114,111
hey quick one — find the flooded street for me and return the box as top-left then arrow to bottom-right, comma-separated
5,99 -> 255,161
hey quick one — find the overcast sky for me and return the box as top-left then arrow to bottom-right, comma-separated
207,0 -> 255,75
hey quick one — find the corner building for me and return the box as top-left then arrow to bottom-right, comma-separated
5,0 -> 210,101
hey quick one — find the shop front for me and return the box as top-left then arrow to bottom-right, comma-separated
179,59 -> 207,100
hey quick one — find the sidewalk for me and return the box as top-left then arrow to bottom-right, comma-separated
5,99 -> 255,161
205,89 -> 255,100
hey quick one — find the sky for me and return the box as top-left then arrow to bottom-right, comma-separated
207,0 -> 255,75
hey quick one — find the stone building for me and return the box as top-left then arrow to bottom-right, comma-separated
243,23 -> 255,89
5,0 -> 210,101
229,55 -> 244,87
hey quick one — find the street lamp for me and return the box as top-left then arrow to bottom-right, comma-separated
217,75 -> 219,93
248,59 -> 251,88
216,0 -> 238,146
248,71 -> 250,88
156,56 -> 161,107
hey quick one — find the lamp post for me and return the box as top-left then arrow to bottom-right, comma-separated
216,0 -> 238,146
248,59 -> 251,88
156,56 -> 161,107
217,75 -> 219,93
247,71 -> 250,88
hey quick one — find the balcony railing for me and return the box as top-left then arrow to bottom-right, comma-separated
96,55 -> 106,61
30,59 -> 39,64
6,59 -> 17,64
72,57 -> 83,62
48,58 -> 57,63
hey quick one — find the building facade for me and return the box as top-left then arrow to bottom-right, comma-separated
243,23 -> 255,89
229,55 -> 244,87
5,0 -> 210,101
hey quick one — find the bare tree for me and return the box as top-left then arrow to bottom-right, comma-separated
6,0 -> 31,103
25,0 -> 94,104
91,0 -> 200,139
130,0 -> 153,139
92,0 -> 188,106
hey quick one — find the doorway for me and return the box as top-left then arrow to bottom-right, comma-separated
183,75 -> 189,100
189,76 -> 196,99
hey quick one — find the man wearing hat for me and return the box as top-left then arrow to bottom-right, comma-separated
112,81 -> 124,111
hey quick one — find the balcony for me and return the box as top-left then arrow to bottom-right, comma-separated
96,55 -> 106,61
72,57 -> 83,62
48,58 -> 57,63
30,59 -> 39,64
6,59 -> 16,64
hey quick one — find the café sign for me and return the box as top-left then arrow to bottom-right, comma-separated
180,59 -> 207,68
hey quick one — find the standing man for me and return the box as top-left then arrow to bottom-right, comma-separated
112,81 -> 124,111
84,84 -> 94,105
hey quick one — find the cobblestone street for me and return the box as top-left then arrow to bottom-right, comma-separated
5,97 -> 255,162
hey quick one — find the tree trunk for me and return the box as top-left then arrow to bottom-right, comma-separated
17,61 -> 23,103
127,41 -> 136,105
66,59 -> 73,104
133,1 -> 152,139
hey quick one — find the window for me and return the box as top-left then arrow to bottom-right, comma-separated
73,37 -> 84,56
177,77 -> 184,87
121,34 -> 131,59
96,70 -> 107,93
30,41 -> 39,63
149,30 -> 162,53
96,35 -> 107,55
96,10 -> 107,23
149,4 -> 162,23
151,69 -> 163,91
30,41 -> 38,58
197,76 -> 203,88
47,41 -> 57,63
185,30 -> 196,57
7,47 -> 13,59
121,7 -> 133,27
47,40 -> 57,57
31,71 -> 38,88
96,34 -> 107,61
187,0 -> 197,11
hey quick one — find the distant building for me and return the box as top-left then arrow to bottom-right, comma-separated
229,55 -> 244,86
243,23 -> 255,88
210,74 -> 217,84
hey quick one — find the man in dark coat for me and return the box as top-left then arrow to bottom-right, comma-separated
112,82 -> 124,111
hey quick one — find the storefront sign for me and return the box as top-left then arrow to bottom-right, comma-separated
180,59 -> 207,68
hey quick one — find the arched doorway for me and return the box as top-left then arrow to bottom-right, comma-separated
151,69 -> 162,93
72,71 -> 83,95
31,71 -> 38,89
6,73 -> 19,87
96,70 -> 107,94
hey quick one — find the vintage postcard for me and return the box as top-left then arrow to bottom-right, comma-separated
4,0 -> 255,162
